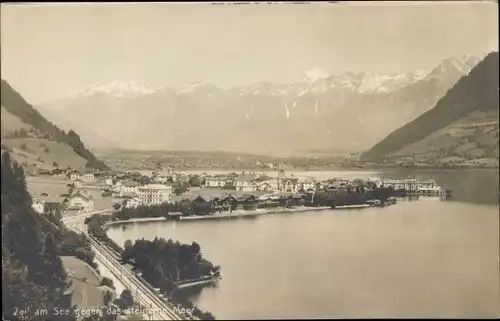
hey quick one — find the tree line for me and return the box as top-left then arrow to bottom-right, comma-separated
2,152 -> 76,321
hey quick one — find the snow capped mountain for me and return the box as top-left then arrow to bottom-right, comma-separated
302,68 -> 331,84
353,70 -> 429,93
429,54 -> 481,77
176,81 -> 210,95
39,53 -> 485,153
73,80 -> 155,98
295,69 -> 430,96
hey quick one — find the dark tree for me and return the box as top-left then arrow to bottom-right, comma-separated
100,277 -> 115,289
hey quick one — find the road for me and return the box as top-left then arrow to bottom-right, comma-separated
62,210 -> 186,321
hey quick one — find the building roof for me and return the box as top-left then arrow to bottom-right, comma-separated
70,191 -> 94,201
122,180 -> 139,187
284,178 -> 300,184
254,175 -> 272,182
140,184 -> 172,190
122,192 -> 139,198
40,196 -> 66,203
298,177 -> 315,184
124,197 -> 141,202
67,205 -> 85,210
206,177 -> 227,181
170,193 -> 199,203
234,174 -> 257,183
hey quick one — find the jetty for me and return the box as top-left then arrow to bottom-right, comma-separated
180,209 -> 267,221
331,204 -> 371,210
174,276 -> 220,289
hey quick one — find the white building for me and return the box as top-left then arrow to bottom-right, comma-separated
234,174 -> 257,192
381,178 -> 441,192
32,200 -> 45,214
67,191 -> 94,212
114,180 -> 139,197
82,172 -> 95,182
282,178 -> 300,193
138,184 -> 172,206
74,179 -> 84,188
123,197 -> 142,209
204,176 -> 227,188
256,182 -> 273,192
152,175 -> 169,183
68,171 -> 81,181
298,177 -> 316,192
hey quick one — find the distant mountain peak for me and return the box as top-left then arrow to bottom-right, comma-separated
302,68 -> 331,84
176,81 -> 218,95
73,80 -> 155,98
431,54 -> 480,76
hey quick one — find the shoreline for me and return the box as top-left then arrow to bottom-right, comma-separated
105,206 -> 334,227
105,216 -> 167,228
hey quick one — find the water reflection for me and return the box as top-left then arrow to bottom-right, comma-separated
399,195 -> 447,202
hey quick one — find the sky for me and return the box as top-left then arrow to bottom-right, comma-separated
1,1 -> 498,104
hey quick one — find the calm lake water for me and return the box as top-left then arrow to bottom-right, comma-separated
108,169 -> 500,318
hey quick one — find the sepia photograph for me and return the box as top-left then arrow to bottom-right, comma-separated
1,1 -> 499,320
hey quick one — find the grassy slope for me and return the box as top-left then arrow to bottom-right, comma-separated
1,79 -> 109,170
1,105 -> 33,134
1,106 -> 89,170
394,109 -> 499,159
61,256 -> 107,310
3,138 -> 88,171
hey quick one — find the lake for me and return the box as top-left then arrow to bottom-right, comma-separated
107,169 -> 499,318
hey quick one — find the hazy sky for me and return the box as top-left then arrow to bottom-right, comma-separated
1,1 -> 498,104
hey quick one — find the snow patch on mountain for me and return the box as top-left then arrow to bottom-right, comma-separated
176,81 -> 209,95
73,80 -> 155,98
302,68 -> 331,84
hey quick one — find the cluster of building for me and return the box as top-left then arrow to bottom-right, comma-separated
32,190 -> 95,215
32,166 -> 447,214
203,172 -> 317,193
368,177 -> 444,193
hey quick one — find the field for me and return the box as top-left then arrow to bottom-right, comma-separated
26,176 -> 70,198
26,176 -> 121,209
61,256 -> 107,310
394,110 -> 499,164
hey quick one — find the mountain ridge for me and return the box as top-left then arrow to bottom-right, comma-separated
37,54 -> 481,154
1,79 -> 109,170
361,51 -> 499,161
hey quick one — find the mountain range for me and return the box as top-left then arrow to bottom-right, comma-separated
37,55 -> 481,155
362,51 -> 499,162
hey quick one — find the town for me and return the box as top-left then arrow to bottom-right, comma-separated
29,164 -> 451,218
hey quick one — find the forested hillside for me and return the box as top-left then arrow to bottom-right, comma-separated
2,152 -> 76,320
1,152 -> 103,320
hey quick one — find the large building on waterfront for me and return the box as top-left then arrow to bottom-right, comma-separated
138,184 -> 172,205
381,178 -> 441,192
